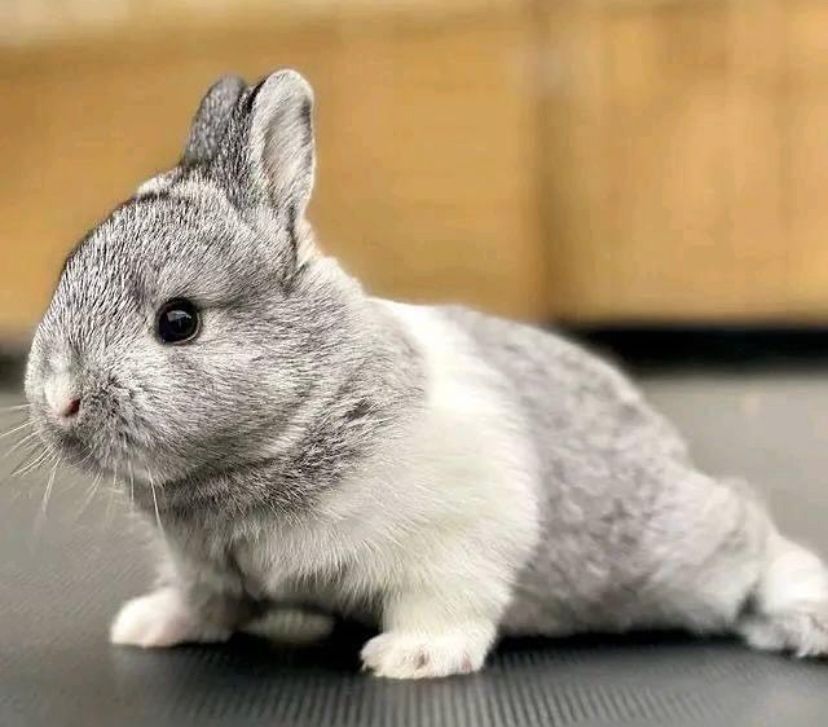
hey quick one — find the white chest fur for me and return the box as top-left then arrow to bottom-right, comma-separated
228,303 -> 542,617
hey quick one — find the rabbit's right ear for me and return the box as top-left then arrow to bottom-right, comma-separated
243,70 -> 315,217
195,70 -> 315,224
182,75 -> 247,166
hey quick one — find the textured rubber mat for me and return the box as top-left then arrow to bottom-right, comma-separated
3,385 -> 828,726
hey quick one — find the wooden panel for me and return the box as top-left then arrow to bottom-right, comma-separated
725,0 -> 788,316
0,5 -> 545,339
540,0 -> 828,323
0,0 -> 522,46
315,16 -> 545,319
785,0 -> 828,317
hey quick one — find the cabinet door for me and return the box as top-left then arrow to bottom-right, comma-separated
541,0 -> 828,323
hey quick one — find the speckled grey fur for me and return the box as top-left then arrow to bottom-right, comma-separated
439,308 -> 767,636
25,70 -> 828,675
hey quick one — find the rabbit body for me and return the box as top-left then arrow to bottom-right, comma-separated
26,71 -> 828,678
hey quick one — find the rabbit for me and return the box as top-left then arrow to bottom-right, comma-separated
24,69 -> 828,679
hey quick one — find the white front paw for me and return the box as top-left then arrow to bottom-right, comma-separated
361,630 -> 490,679
110,588 -> 229,648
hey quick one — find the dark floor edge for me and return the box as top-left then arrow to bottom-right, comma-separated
563,325 -> 828,371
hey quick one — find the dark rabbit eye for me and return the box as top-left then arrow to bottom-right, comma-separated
157,299 -> 200,344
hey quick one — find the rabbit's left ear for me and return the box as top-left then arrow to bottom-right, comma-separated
245,70 -> 315,217
182,75 -> 247,166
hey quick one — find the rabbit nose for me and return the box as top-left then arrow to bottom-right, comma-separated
60,397 -> 81,418
44,372 -> 81,421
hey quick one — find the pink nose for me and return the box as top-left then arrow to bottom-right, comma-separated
44,371 -> 81,420
59,397 -> 81,418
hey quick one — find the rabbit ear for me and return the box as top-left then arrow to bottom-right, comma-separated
245,70 -> 315,217
182,75 -> 247,166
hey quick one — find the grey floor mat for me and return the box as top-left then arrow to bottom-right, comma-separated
3,371 -> 828,726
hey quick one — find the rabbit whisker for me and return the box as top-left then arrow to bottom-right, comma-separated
0,420 -> 33,441
148,470 -> 165,536
40,457 -> 61,517
77,469 -> 104,520
9,442 -> 52,479
5,430 -> 39,459
0,403 -> 31,413
127,460 -> 135,508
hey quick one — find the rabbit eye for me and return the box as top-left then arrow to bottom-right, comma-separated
157,298 -> 200,344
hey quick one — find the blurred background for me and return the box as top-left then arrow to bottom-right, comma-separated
4,0 -> 828,352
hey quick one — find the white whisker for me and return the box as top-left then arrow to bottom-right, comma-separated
0,403 -> 31,413
148,471 -> 165,536
5,431 -> 39,458
127,460 -> 135,509
77,469 -> 104,519
10,445 -> 51,478
104,463 -> 120,526
0,420 -> 32,441
40,457 -> 61,516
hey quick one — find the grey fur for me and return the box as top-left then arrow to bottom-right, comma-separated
182,76 -> 247,166
25,70 -> 828,672
440,308 -> 767,636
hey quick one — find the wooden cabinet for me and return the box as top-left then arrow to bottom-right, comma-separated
541,0 -> 828,322
2,0 -> 828,341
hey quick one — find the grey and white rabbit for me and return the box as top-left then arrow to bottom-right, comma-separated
25,70 -> 828,678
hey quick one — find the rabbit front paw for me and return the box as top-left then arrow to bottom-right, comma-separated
110,587 -> 230,648
360,628 -> 490,679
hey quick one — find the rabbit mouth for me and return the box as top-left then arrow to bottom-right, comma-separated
37,419 -> 175,488
39,422 -> 94,471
